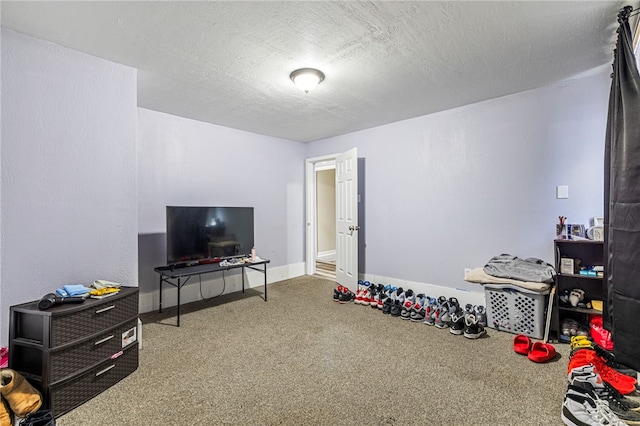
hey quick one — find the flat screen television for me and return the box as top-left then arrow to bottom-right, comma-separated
166,206 -> 254,265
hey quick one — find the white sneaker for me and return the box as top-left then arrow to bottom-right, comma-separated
462,313 -> 486,339
562,386 -> 627,426
569,289 -> 586,308
569,365 -> 598,382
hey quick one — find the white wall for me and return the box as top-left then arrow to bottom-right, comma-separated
306,70 -> 610,299
137,109 -> 306,312
0,29 -> 138,346
0,27 -> 612,344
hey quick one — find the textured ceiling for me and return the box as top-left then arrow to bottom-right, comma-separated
1,1 -> 637,142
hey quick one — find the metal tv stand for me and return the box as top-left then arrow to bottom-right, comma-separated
154,258 -> 269,326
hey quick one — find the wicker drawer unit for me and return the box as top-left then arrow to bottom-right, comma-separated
49,344 -> 138,417
9,287 -> 139,417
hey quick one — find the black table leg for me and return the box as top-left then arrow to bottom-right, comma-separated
177,277 -> 181,327
159,275 -> 163,313
264,264 -> 268,301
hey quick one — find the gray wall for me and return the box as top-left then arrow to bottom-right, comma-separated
305,70 -> 610,292
0,29 -> 138,346
136,109 -> 306,312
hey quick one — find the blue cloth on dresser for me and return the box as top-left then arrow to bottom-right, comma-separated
62,284 -> 90,296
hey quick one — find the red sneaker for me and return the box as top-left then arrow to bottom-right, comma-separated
589,315 -> 614,350
592,358 -> 637,394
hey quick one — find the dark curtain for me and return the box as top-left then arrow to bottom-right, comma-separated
603,6 -> 640,371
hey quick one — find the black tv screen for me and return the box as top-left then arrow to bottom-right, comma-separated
166,206 -> 254,264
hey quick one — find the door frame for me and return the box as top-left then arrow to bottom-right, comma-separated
305,154 -> 339,276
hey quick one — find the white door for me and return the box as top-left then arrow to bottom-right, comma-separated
335,147 -> 358,288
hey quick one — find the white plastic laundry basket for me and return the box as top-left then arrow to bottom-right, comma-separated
484,284 -> 549,339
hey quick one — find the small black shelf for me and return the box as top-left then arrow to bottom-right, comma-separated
553,239 -> 605,343
558,305 -> 603,315
557,273 -> 603,280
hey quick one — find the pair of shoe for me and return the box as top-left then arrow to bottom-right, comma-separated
568,348 -> 638,395
561,318 -> 590,339
588,315 -> 614,351
354,280 -> 371,305
432,297 -> 459,329
399,290 -> 416,320
569,288 -> 586,307
359,283 -> 383,308
590,341 -> 639,378
472,304 -> 487,328
409,294 -> 427,322
569,365 -> 640,423
513,334 -> 556,362
449,308 -> 466,335
423,297 -> 437,325
462,313 -> 486,339
0,368 -> 43,426
332,285 -> 355,303
389,288 -> 405,317
562,383 -> 629,426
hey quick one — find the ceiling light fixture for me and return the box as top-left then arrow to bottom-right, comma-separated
290,68 -> 325,94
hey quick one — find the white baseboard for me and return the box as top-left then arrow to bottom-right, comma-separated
358,273 -> 486,307
139,265 -> 486,314
139,262 -> 305,314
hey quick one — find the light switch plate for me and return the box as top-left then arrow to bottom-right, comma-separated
556,185 -> 569,199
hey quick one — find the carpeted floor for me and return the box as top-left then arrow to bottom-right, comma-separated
57,275 -> 570,425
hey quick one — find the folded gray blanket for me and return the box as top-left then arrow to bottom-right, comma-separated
483,254 -> 556,283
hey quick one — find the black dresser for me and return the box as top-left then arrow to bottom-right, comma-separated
8,287 -> 139,417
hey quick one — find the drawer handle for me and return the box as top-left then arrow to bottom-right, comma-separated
94,335 -> 114,346
95,305 -> 116,314
95,364 -> 116,377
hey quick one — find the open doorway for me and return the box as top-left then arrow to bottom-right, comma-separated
306,149 -> 359,287
305,155 -> 337,279
315,166 -> 336,280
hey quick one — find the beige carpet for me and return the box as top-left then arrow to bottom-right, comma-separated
57,275 -> 570,425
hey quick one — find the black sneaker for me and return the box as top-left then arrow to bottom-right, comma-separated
566,384 -> 634,424
390,299 -> 402,317
474,305 -> 487,327
333,285 -> 344,302
371,284 -> 384,308
378,292 -> 388,310
449,309 -> 466,335
338,287 -> 355,304
572,377 -> 640,418
382,297 -> 393,314
463,314 -> 486,339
